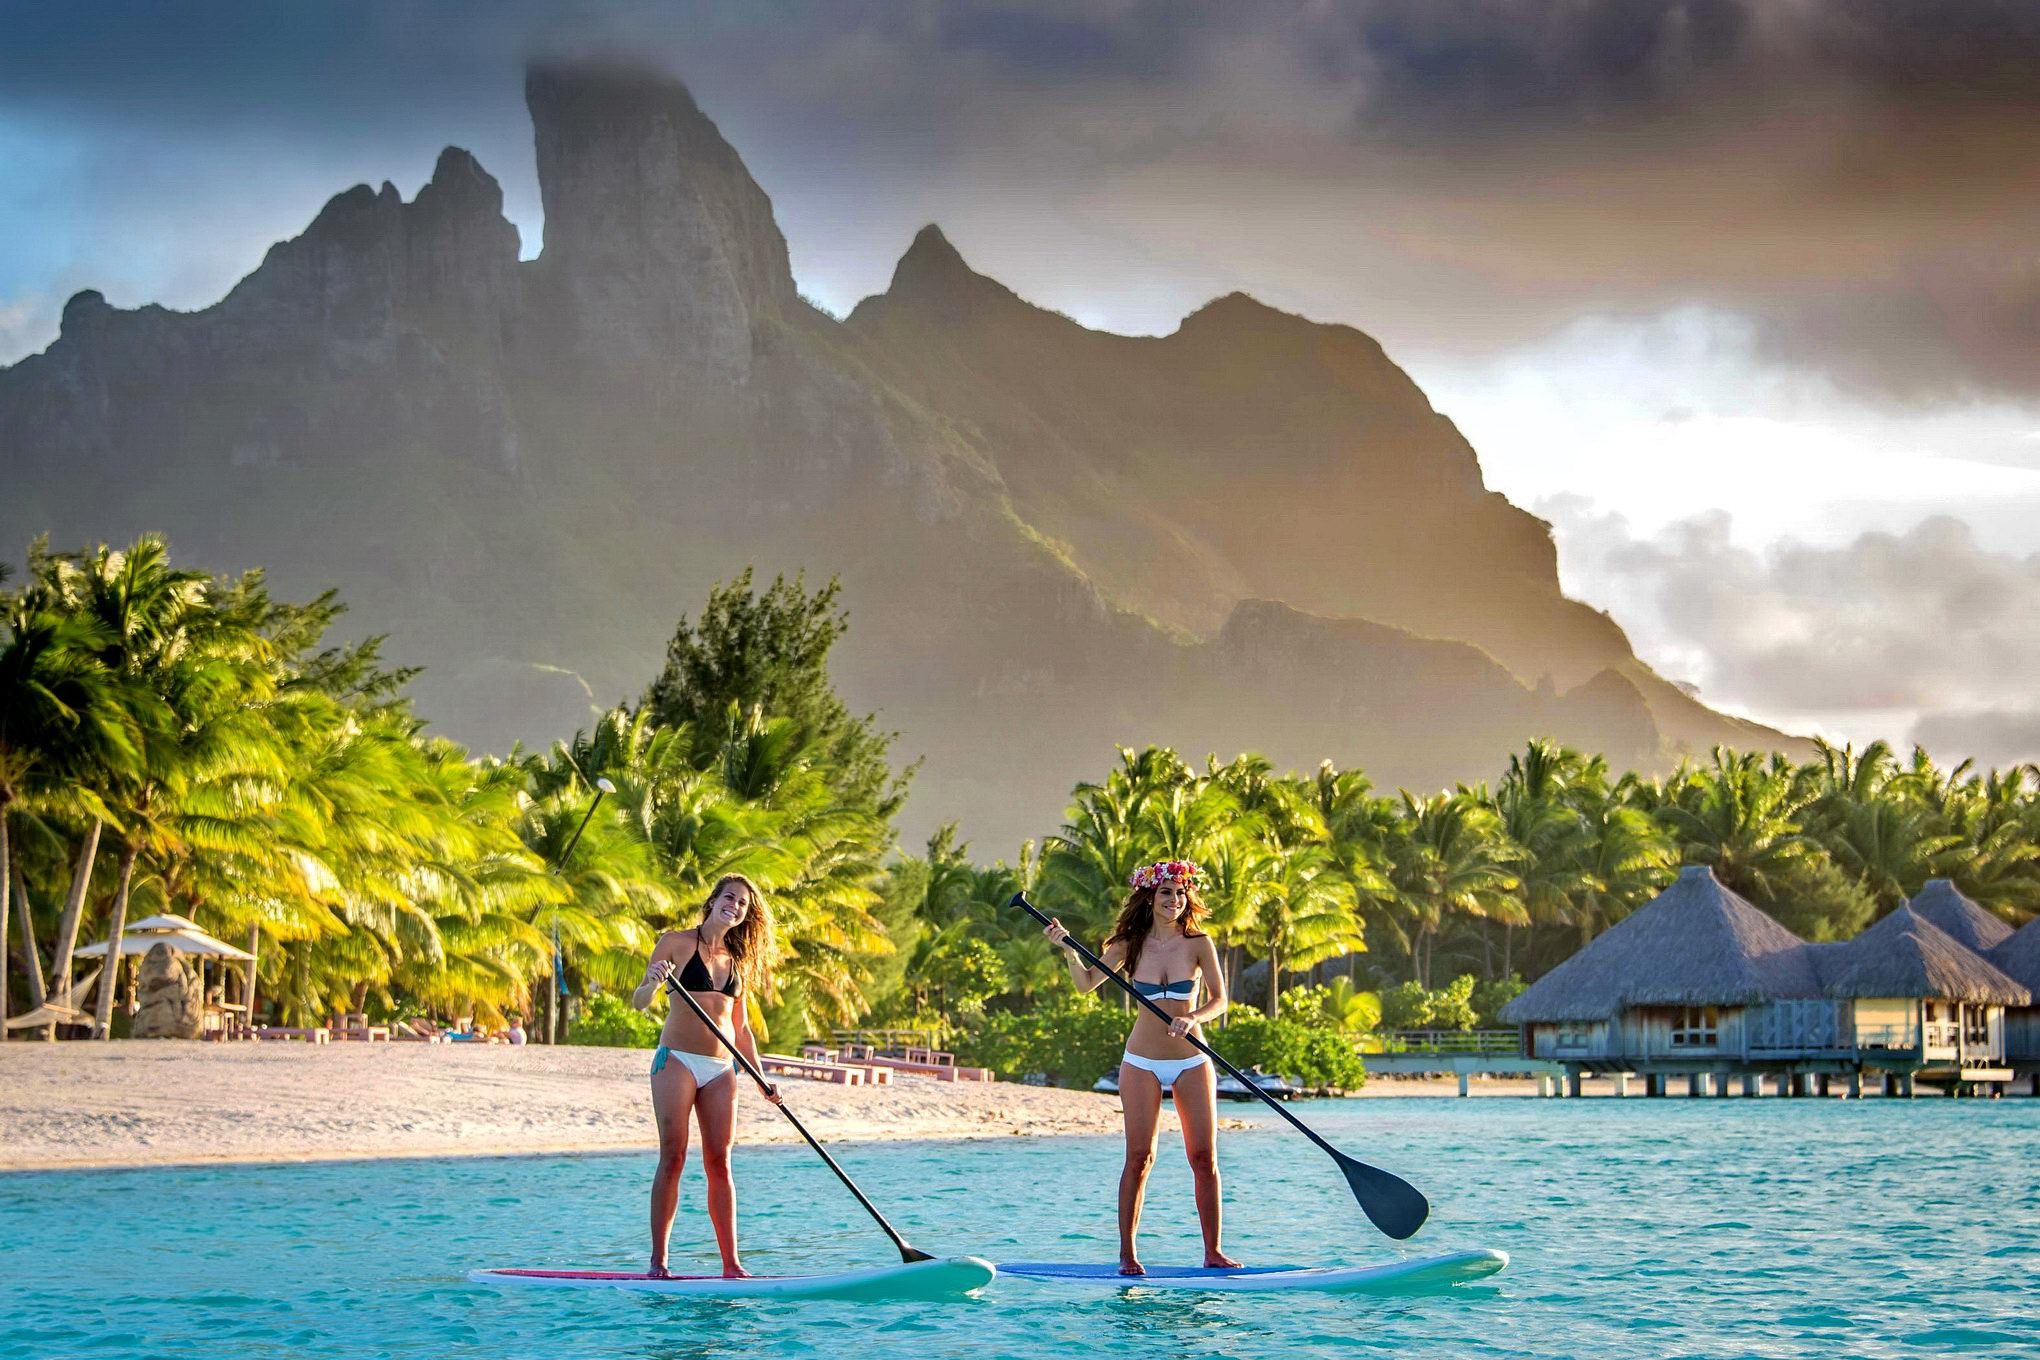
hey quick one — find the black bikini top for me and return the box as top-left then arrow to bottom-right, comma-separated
677,940 -> 742,998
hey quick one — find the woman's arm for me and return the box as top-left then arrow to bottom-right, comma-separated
1043,917 -> 1118,993
1168,936 -> 1230,1037
631,931 -> 687,1011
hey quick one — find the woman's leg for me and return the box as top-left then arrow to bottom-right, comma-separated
1171,1059 -> 1240,1267
1117,1060 -> 1163,1275
693,1069 -> 747,1277
649,1060 -> 699,1275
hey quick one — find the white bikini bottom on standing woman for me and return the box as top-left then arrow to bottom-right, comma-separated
1121,1050 -> 1211,1087
652,1045 -> 734,1087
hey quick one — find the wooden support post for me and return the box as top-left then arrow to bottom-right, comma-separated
1568,1068 -> 1584,1098
1645,1072 -> 1664,1097
1742,1073 -> 1760,1096
1614,1073 -> 1630,1097
1457,1070 -> 1470,1098
1847,1071 -> 1863,1099
246,925 -> 260,1030
1817,1073 -> 1832,1097
1898,1072 -> 1914,1098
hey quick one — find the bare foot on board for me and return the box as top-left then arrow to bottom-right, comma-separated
1204,1252 -> 1243,1269
1118,1256 -> 1146,1277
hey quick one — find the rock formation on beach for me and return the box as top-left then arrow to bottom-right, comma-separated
131,944 -> 202,1040
0,61 -> 1794,847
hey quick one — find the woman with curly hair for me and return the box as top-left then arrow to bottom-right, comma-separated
1043,859 -> 1239,1275
632,873 -> 783,1278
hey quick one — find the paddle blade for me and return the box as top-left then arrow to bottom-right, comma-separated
1340,1152 -> 1430,1240
900,1246 -> 936,1263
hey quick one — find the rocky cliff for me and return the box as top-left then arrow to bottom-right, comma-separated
0,62 -> 1794,848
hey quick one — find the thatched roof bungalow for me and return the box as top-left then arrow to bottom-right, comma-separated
1817,905 -> 2028,1062
1501,866 -> 1823,1061
1991,919 -> 2040,1068
1905,879 -> 2014,955
1503,866 -> 2032,1081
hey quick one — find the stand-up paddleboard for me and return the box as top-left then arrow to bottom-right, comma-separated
470,1255 -> 996,1301
1000,1248 -> 1506,1294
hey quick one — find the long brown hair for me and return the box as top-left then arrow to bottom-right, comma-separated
698,873 -> 775,993
1104,880 -> 1209,979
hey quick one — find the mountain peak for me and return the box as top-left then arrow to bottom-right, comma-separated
524,60 -> 795,384
856,223 -> 1024,327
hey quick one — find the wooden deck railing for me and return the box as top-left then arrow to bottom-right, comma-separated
1359,1029 -> 1519,1056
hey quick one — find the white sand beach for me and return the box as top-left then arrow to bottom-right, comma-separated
0,1044 -> 1570,1174
0,1042 -> 1149,1173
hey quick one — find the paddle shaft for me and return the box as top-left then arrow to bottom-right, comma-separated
1010,893 -> 1344,1151
659,974 -> 931,1263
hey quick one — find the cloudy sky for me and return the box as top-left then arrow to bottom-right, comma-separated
5,0 -> 2039,765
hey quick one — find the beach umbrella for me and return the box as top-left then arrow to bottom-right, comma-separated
75,914 -> 256,961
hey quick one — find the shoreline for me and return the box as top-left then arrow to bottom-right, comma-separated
0,1041 -> 1164,1174
0,1042 -> 1568,1176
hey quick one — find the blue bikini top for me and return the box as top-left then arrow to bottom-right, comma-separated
1131,976 -> 1197,1002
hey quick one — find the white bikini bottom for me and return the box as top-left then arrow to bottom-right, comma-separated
1121,1049 -> 1211,1088
652,1045 -> 734,1087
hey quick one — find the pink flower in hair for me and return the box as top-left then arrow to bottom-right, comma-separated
1128,859 -> 1204,891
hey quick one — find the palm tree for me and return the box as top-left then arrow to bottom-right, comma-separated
0,586 -> 140,1036
1655,748 -> 1816,905
1247,841 -> 1362,1017
1383,791 -> 1521,987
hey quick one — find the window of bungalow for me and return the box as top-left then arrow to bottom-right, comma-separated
1555,1021 -> 1593,1051
1962,1006 -> 1990,1046
1670,1005 -> 1720,1048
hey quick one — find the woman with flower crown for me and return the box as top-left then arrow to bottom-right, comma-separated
1042,859 -> 1240,1275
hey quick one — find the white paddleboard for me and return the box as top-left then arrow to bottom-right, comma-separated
469,1254 -> 996,1300
999,1248 -> 1507,1294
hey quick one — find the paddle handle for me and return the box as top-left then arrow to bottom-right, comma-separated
660,976 -> 932,1263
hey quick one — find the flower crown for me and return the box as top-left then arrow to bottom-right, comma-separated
1128,859 -> 1204,892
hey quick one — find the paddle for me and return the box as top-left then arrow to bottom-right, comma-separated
1009,891 -> 1430,1241
657,972 -> 936,1264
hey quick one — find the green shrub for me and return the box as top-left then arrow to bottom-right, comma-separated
951,992 -> 1128,1088
1431,974 -> 1478,1031
1210,1012 -> 1366,1091
1379,979 -> 1435,1030
1281,979 -> 1381,1034
566,991 -> 662,1048
1473,974 -> 1526,1027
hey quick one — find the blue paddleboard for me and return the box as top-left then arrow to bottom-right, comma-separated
1000,1248 -> 1507,1293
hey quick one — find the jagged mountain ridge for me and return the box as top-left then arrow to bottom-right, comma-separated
0,62 -> 1792,847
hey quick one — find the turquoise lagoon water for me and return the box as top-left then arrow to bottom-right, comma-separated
4,1098 -> 2036,1359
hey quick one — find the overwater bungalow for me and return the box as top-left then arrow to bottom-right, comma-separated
1815,904 -> 2026,1073
1501,866 -> 2034,1095
1991,918 -> 2040,1078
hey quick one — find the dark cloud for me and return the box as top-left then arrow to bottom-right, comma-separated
1544,498 -> 2040,766
1910,709 -> 2040,770
3,0 -> 2039,403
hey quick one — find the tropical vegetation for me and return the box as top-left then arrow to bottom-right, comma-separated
7,535 -> 2040,1094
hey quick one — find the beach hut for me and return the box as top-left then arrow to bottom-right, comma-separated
1989,919 -> 2040,1081
1500,865 -> 1826,1068
1905,879 -> 2014,955
75,914 -> 257,1036
1815,906 -> 2029,1074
